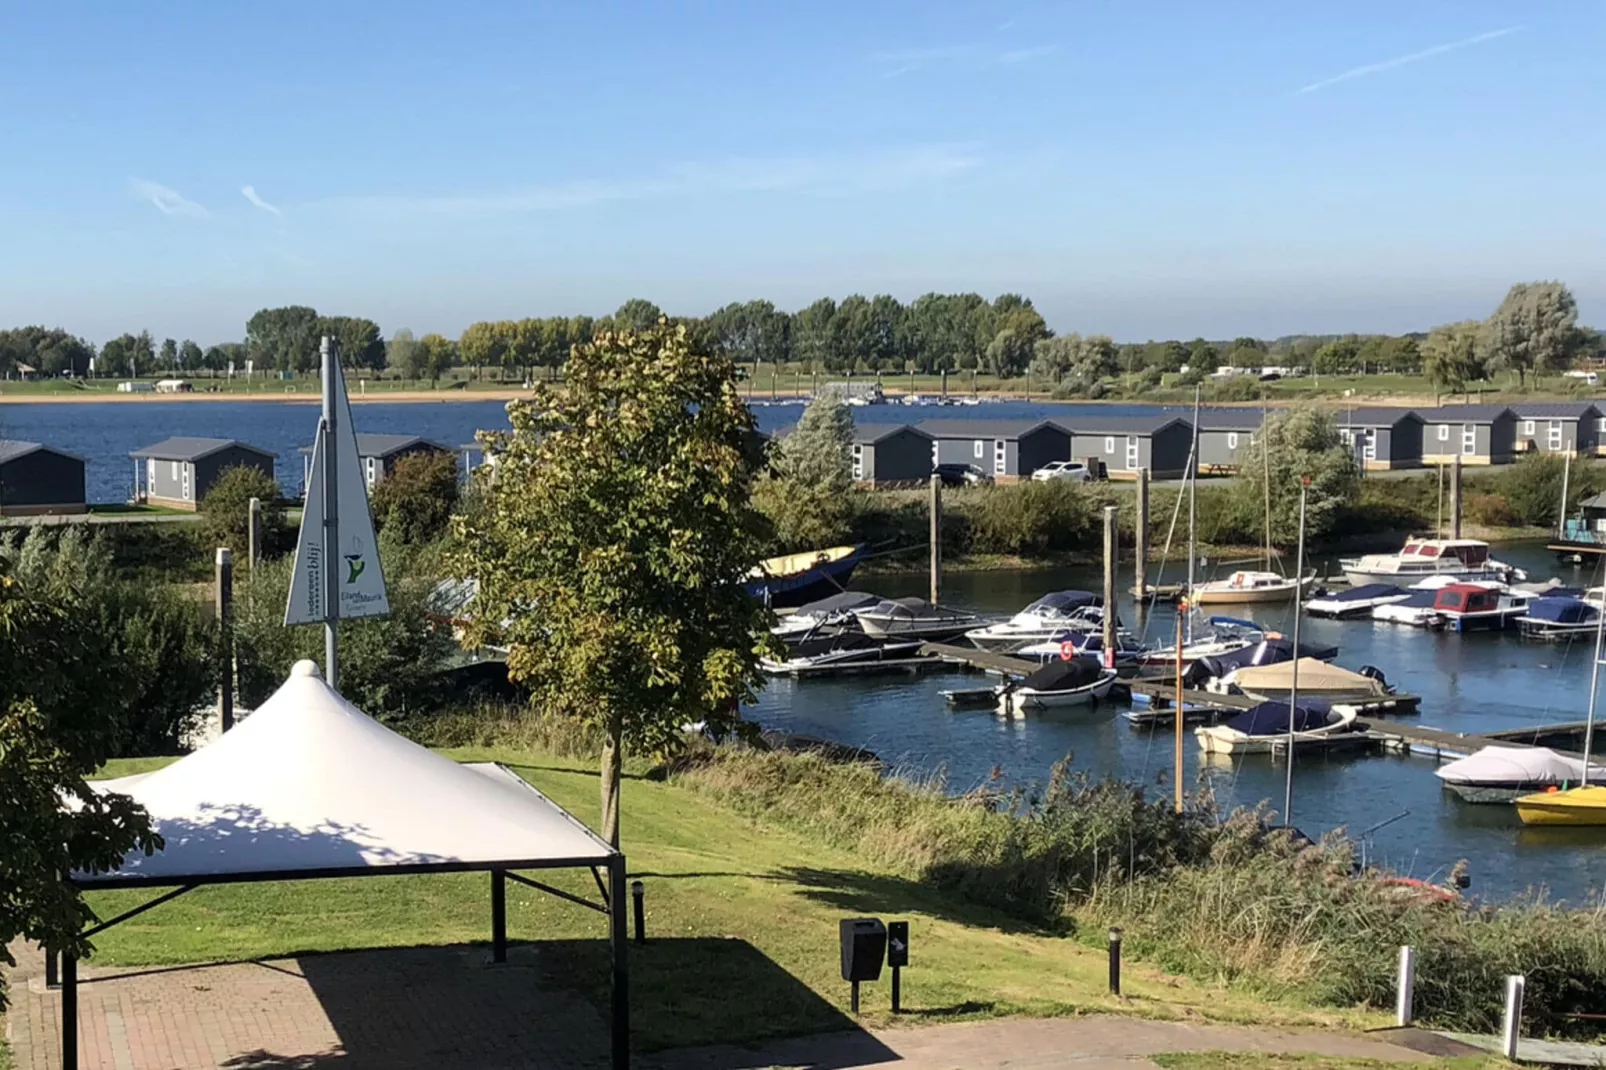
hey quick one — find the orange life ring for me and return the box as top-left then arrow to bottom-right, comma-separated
1059,641 -> 1078,661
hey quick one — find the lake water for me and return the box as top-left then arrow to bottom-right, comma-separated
747,542 -> 1606,905
0,396 -> 1177,504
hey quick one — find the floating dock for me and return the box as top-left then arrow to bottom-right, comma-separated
917,643 -> 1039,677
1124,679 -> 1422,719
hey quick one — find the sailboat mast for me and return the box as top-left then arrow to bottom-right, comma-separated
1284,480 -> 1308,825
1583,560 -> 1605,789
1262,390 -> 1271,571
1187,386 -> 1200,641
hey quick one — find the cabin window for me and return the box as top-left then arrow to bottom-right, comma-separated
1523,420 -> 1535,436
852,444 -> 862,455
1597,518 -> 1606,533
973,440 -> 984,458
1437,425 -> 1449,441
1339,429 -> 1352,444
365,458 -> 377,486
170,461 -> 180,480
1597,417 -> 1606,434
1104,437 -> 1115,453
1227,432 -> 1239,449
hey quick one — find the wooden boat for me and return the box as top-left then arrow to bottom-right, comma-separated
1190,570 -> 1315,605
745,545 -> 863,608
996,657 -> 1118,715
1194,701 -> 1358,755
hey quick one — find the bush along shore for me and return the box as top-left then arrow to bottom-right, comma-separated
666,745 -> 1606,1039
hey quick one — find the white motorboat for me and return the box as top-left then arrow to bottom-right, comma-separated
856,597 -> 988,640
1194,701 -> 1358,755
964,591 -> 1104,651
1340,538 -> 1522,588
1436,745 -> 1606,803
760,633 -> 923,674
1430,583 -> 1532,633
1017,628 -> 1152,666
771,591 -> 881,641
996,657 -> 1119,715
1138,616 -> 1266,669
1212,658 -> 1391,704
1304,583 -> 1410,619
1190,570 -> 1315,606
1516,596 -> 1600,640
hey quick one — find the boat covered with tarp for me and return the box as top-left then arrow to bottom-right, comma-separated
1183,637 -> 1339,686
1515,596 -> 1600,640
1436,745 -> 1606,803
1224,658 -> 1389,703
771,590 -> 881,639
997,656 -> 1118,713
1304,583 -> 1409,619
857,597 -> 986,640
1194,700 -> 1357,755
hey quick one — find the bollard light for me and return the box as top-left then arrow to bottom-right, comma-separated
631,880 -> 646,946
1108,927 -> 1123,996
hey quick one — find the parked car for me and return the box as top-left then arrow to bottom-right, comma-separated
934,463 -> 990,487
1032,461 -> 1094,483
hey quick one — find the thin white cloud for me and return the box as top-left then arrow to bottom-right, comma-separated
240,184 -> 282,216
999,44 -> 1059,64
1296,26 -> 1522,95
870,41 -> 1057,77
130,179 -> 209,218
326,144 -> 983,221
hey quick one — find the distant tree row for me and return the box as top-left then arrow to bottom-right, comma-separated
3,281 -> 1600,384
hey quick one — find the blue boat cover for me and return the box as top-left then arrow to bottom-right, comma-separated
1224,701 -> 1331,736
1525,597 -> 1598,625
1328,583 -> 1406,602
1394,589 -> 1439,608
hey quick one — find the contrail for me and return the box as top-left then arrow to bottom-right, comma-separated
1297,25 -> 1522,95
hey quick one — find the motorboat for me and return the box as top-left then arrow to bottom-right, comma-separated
1194,701 -> 1359,755
1429,583 -> 1532,633
1304,583 -> 1410,619
1211,658 -> 1391,704
996,656 -> 1118,715
760,633 -> 923,674
964,591 -> 1105,650
746,545 -> 863,608
1372,587 -> 1447,627
771,591 -> 881,641
1182,637 -> 1340,687
856,597 -> 987,640
1017,628 -> 1152,667
1138,616 -> 1267,668
1436,746 -> 1606,804
1340,538 -> 1523,588
1516,597 -> 1600,640
1190,570 -> 1316,606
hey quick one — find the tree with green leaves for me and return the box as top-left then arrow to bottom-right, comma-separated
613,298 -> 664,333
319,316 -> 386,372
178,339 -> 203,373
776,388 -> 853,493
1231,408 -> 1358,545
1480,281 -> 1579,388
100,330 -> 157,378
418,332 -> 458,381
452,321 -> 770,845
159,337 -> 178,371
388,328 -> 421,378
371,451 -> 459,547
199,465 -> 287,553
1311,336 -> 1361,375
985,327 -> 1035,377
246,305 -> 321,373
1421,321 -> 1485,399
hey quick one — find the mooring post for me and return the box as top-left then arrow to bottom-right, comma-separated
1396,945 -> 1415,1026
247,497 -> 262,567
1102,506 -> 1118,657
1502,974 -> 1525,1059
929,474 -> 942,605
44,948 -> 57,988
1134,467 -> 1150,603
1450,454 -> 1463,541
216,547 -> 234,732
1107,927 -> 1122,995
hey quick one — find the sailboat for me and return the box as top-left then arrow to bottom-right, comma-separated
1515,561 -> 1606,826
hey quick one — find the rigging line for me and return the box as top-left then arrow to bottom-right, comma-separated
1136,436 -> 1193,648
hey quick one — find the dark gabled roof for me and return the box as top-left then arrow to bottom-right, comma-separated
1058,414 -> 1190,436
915,419 -> 1065,440
130,437 -> 278,461
297,433 -> 449,458
1581,491 -> 1606,511
1415,405 -> 1515,424
1507,401 -> 1602,419
1334,407 -> 1423,428
0,439 -> 86,465
851,423 -> 931,445
1194,409 -> 1265,431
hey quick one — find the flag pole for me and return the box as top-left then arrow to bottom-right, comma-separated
321,335 -> 340,689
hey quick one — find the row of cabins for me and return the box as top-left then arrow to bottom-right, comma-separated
843,401 -> 1606,487
0,434 -> 454,517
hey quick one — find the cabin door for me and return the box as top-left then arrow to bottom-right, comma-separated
1124,436 -> 1139,471
180,465 -> 191,501
993,439 -> 1006,476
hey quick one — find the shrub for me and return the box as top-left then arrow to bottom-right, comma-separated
370,450 -> 459,547
400,700 -> 605,757
198,465 -> 288,556
1466,492 -> 1519,527
752,476 -> 855,554
1208,376 -> 1263,402
1501,452 -> 1601,527
957,480 -> 1097,556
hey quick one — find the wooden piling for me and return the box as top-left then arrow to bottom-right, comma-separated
216,547 -> 234,732
247,497 -> 262,568
1450,455 -> 1463,540
1134,467 -> 1150,601
929,474 -> 942,605
1102,506 -> 1118,655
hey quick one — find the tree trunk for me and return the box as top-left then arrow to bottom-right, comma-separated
600,721 -> 623,848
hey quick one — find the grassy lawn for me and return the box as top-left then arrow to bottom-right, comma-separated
1154,1056 -> 1507,1070
82,749 -> 1388,1053
87,503 -> 191,516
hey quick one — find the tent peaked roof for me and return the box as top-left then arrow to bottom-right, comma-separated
82,660 -> 614,887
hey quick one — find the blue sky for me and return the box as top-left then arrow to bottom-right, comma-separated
1,0 -> 1600,344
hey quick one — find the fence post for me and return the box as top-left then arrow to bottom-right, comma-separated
929,474 -> 942,605
247,497 -> 262,567
1502,974 -> 1524,1060
1395,945 -> 1414,1026
216,548 -> 234,732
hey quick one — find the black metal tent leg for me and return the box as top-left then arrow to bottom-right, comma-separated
45,948 -> 58,988
491,870 -> 507,963
609,856 -> 629,1070
62,953 -> 78,1070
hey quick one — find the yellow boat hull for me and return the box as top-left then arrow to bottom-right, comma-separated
1514,785 -> 1606,826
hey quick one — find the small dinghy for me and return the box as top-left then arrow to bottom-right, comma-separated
996,656 -> 1118,715
746,545 -> 863,608
1304,583 -> 1409,619
1436,745 -> 1606,803
1194,700 -> 1358,755
856,597 -> 986,640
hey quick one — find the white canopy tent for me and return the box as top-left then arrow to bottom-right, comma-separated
60,660 -> 629,1070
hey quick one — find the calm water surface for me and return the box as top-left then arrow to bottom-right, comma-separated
747,542 -> 1606,904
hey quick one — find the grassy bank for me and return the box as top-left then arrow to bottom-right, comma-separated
80,749 -> 1382,1054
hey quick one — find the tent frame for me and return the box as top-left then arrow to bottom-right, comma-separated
54,854 -> 630,1070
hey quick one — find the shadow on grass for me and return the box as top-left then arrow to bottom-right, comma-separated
772,866 -> 1073,937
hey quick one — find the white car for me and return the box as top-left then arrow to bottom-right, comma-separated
1032,461 -> 1094,483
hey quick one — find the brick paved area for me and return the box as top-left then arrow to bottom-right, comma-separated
4,943 -> 610,1069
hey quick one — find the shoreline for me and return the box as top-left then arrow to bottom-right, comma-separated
0,388 -> 528,404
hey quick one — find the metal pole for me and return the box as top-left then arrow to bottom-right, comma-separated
631,880 -> 646,945
1134,467 -> 1150,602
1284,482 -> 1308,826
320,336 -> 340,689
216,547 -> 234,732
1436,461 -> 1444,539
1559,452 -> 1572,538
1396,945 -> 1415,1026
609,857 -> 630,1070
62,952 -> 77,1070
45,948 -> 57,988
929,474 -> 942,605
1102,506 -> 1117,658
247,497 -> 262,567
1581,551 -> 1606,788
851,980 -> 860,1015
491,870 -> 507,963
1449,454 -> 1462,541
891,966 -> 901,1013
1502,974 -> 1525,1060
1174,611 -> 1184,813
1187,386 -> 1200,641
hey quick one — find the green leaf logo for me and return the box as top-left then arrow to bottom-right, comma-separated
344,554 -> 365,584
